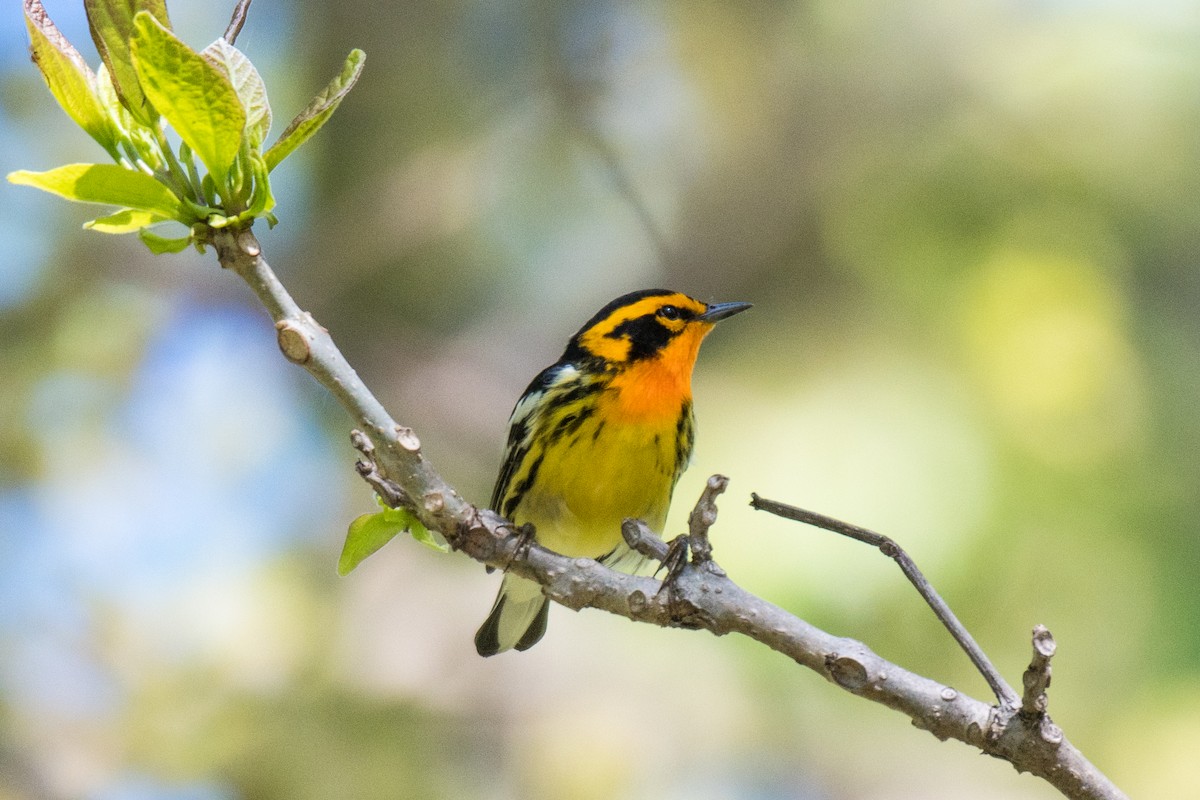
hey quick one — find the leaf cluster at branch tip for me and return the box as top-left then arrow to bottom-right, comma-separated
7,0 -> 366,253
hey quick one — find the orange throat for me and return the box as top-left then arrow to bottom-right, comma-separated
607,326 -> 707,421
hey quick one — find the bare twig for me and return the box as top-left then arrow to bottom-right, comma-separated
223,0 -> 253,45
686,474 -> 728,573
1018,625 -> 1065,752
749,493 -> 1020,709
351,429 -> 410,509
205,223 -> 1128,800
1022,625 -> 1057,717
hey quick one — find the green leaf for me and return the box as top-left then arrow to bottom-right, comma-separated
23,0 -> 119,157
84,0 -> 171,126
265,49 -> 365,172
84,207 -> 164,233
8,163 -> 181,219
95,64 -> 133,130
138,228 -> 192,253
338,502 -> 445,576
129,12 -> 246,183
202,38 -> 271,149
339,511 -> 404,576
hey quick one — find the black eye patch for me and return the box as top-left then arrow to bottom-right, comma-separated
605,314 -> 675,359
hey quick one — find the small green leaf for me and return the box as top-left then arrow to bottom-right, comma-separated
84,207 -> 164,233
338,502 -> 445,575
339,511 -> 404,575
84,0 -> 171,126
8,163 -> 181,219
265,49 -> 365,172
130,12 -> 245,183
202,38 -> 271,149
138,228 -> 192,253
23,0 -> 119,157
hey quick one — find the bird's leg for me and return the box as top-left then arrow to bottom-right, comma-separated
620,518 -> 686,594
655,534 -> 691,593
506,521 -> 538,568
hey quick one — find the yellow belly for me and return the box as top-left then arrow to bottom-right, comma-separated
512,414 -> 677,559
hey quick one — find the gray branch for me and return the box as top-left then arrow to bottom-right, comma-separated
206,227 -> 1129,800
749,493 -> 1019,708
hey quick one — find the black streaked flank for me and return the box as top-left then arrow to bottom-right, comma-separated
673,402 -> 695,482
504,451 -> 544,518
492,367 -> 605,511
490,440 -> 526,510
548,405 -> 597,447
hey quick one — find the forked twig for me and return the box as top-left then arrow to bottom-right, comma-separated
750,493 -> 1020,708
1019,625 -> 1064,746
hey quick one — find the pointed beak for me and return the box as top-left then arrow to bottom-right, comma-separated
699,301 -> 752,323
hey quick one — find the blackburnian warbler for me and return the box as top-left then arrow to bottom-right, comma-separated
475,289 -> 751,656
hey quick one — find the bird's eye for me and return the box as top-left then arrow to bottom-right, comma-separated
657,305 -> 681,321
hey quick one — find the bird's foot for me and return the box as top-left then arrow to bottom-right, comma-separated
654,534 -> 691,594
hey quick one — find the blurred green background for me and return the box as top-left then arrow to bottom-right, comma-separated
3,1 -> 1198,798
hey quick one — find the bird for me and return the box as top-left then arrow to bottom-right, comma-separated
475,288 -> 751,656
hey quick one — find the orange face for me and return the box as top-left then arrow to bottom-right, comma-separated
605,320 -> 711,420
566,289 -> 747,421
